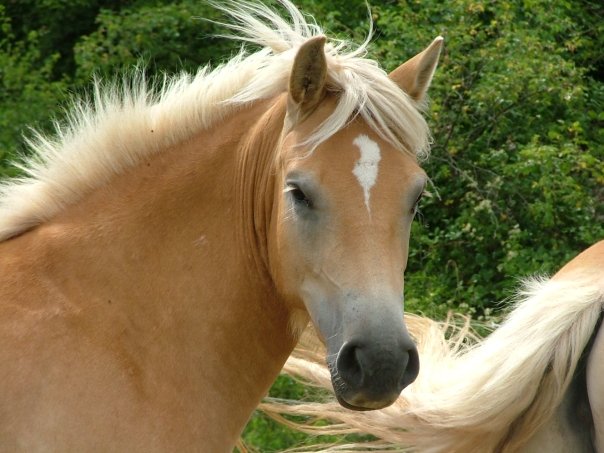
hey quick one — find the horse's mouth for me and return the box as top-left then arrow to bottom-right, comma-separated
333,392 -> 395,411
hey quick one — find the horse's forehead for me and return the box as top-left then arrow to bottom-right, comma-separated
307,126 -> 420,183
286,126 -> 423,218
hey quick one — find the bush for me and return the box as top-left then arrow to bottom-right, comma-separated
0,5 -> 69,177
367,0 -> 604,317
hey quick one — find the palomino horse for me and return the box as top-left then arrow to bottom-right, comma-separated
0,1 -> 444,450
265,240 -> 604,452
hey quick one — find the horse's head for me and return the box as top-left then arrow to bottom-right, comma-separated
270,36 -> 442,410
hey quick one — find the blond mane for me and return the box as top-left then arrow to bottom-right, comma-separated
263,272 -> 604,452
0,0 -> 429,242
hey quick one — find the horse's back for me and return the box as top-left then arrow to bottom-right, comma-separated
555,240 -> 604,278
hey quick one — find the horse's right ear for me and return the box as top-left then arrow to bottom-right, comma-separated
287,36 -> 327,125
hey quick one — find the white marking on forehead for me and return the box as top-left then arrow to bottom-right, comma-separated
352,134 -> 382,213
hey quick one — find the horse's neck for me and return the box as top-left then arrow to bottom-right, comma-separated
6,97 -> 297,448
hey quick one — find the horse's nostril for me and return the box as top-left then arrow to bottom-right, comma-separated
400,346 -> 420,388
336,342 -> 365,389
335,339 -> 418,399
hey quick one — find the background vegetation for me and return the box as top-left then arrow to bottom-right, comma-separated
1,0 -> 602,450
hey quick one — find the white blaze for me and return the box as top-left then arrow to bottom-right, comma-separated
352,134 -> 381,213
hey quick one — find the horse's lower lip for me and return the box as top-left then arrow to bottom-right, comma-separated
335,394 -> 372,411
334,391 -> 396,411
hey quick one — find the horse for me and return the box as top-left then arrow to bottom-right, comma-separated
0,1 -> 445,450
263,240 -> 604,452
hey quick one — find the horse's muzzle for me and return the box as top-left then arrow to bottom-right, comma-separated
329,336 -> 419,410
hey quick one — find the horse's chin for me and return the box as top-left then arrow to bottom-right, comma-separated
333,392 -> 394,411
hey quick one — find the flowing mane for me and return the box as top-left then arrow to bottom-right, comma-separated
0,0 -> 430,243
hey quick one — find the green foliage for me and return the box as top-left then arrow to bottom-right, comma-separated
0,4 -> 69,177
1,0 -> 120,77
0,0 -> 602,449
243,375 -> 315,451
367,0 -> 604,318
74,1 -> 238,80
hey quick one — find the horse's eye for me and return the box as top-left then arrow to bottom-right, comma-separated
286,184 -> 312,208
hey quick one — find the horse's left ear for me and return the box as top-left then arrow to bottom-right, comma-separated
389,36 -> 444,102
287,36 -> 328,123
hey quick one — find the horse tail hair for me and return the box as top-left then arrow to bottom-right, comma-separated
260,271 -> 604,452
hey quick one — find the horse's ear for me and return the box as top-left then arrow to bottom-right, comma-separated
287,36 -> 327,122
389,36 -> 443,102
